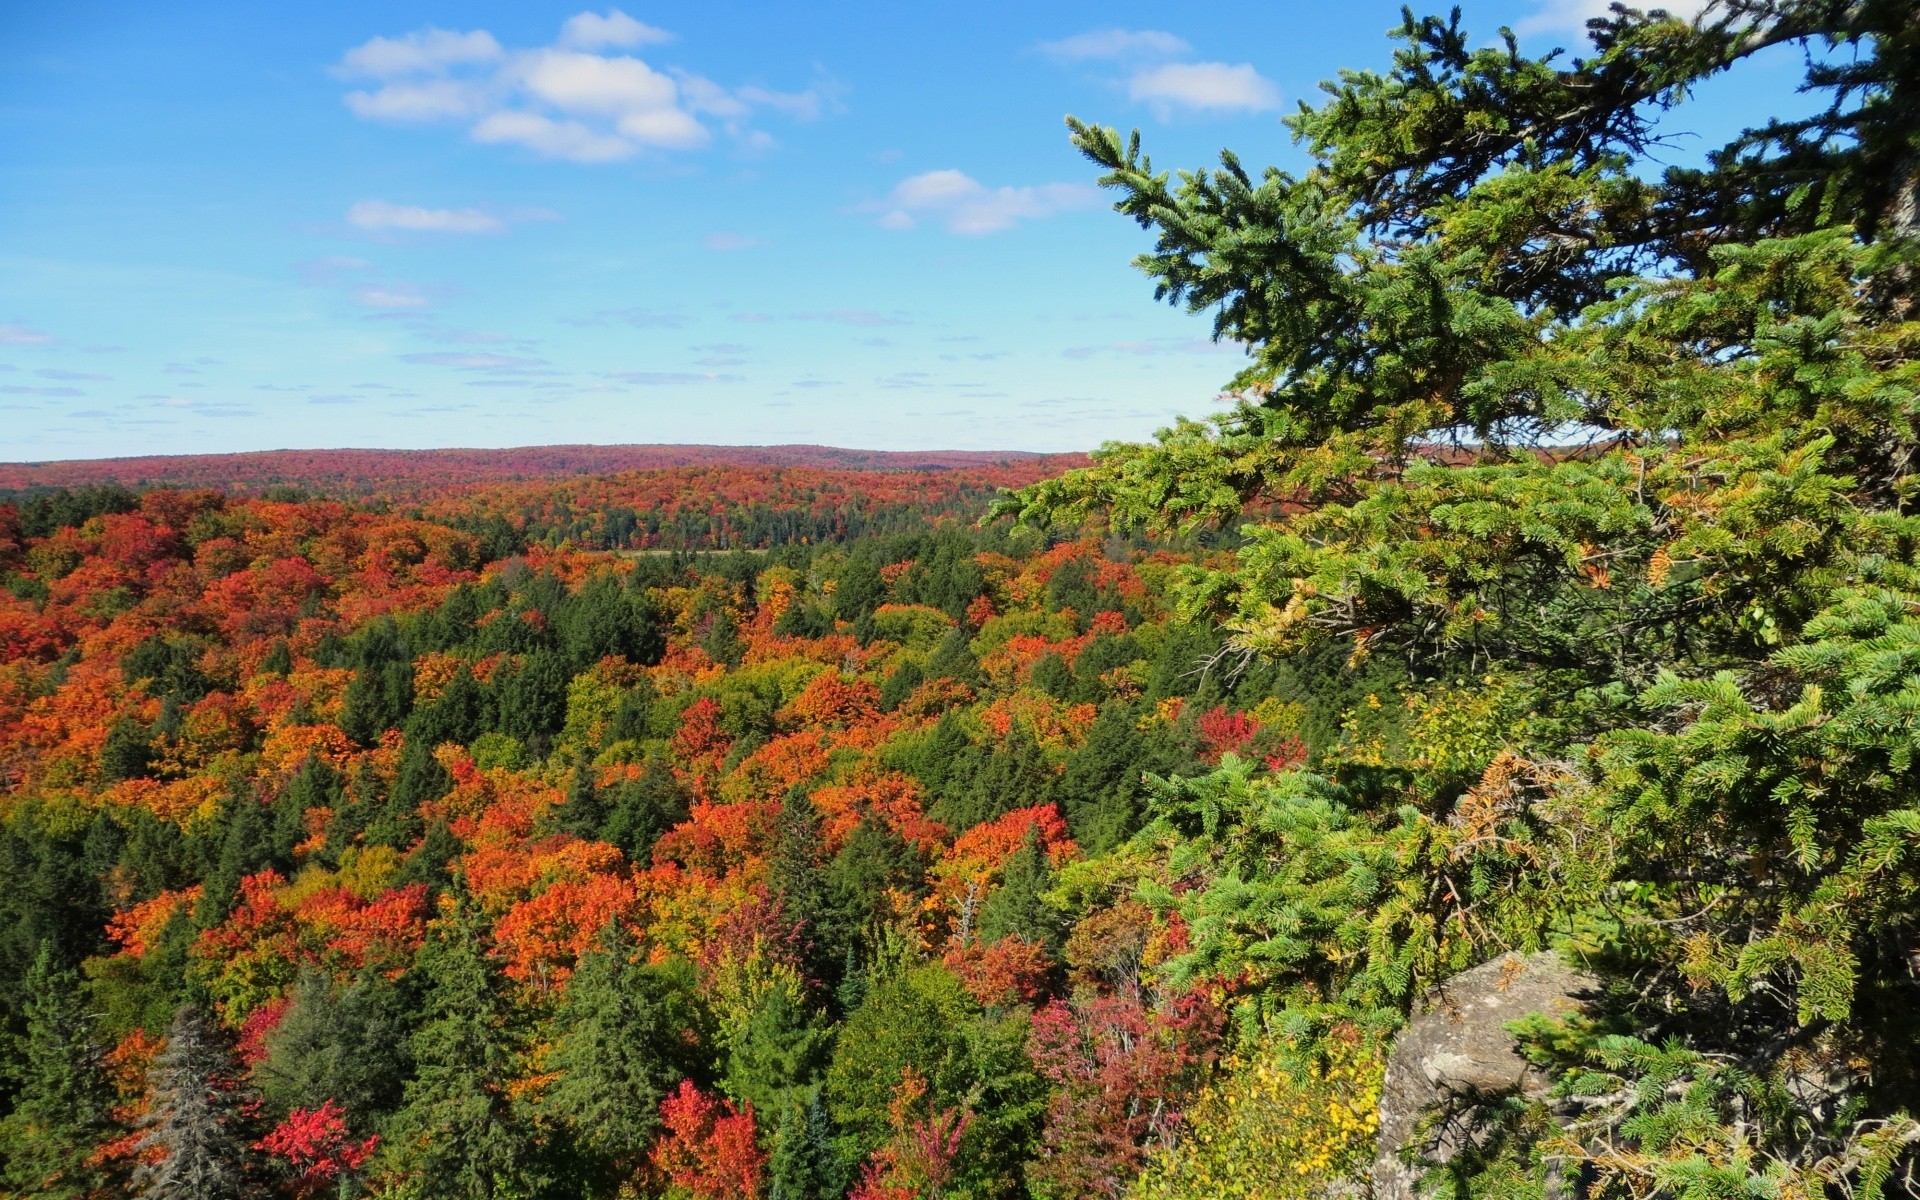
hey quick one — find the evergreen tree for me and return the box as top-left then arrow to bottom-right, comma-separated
935,722 -> 1058,832
723,978 -> 831,1117
547,759 -> 607,842
98,715 -> 154,782
132,1004 -> 255,1200
493,651 -> 568,755
407,665 -> 487,749
699,609 -> 745,669
766,1090 -> 843,1200
394,821 -> 463,895
977,827 -> 1063,954
768,788 -> 834,981
601,756 -> 689,864
826,817 -> 927,956
542,923 -> 681,1188
365,740 -> 444,851
378,894 -> 541,1200
923,627 -> 981,687
255,966 -> 414,1133
877,660 -> 924,713
0,945 -> 117,1200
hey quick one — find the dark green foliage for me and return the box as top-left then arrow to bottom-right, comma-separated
723,979 -> 830,1118
196,793 -> 284,929
923,626 -> 981,687
832,552 -> 886,621
1060,700 -> 1190,852
977,827 -> 1063,955
766,1091 -> 844,1200
493,650 -> 568,754
601,757 -> 689,863
11,484 -> 139,540
700,609 -> 745,669
877,660 -> 923,712
99,714 -> 155,782
132,1004 -> 256,1200
547,759 -> 607,841
0,946 -> 117,1200
933,722 -> 1058,832
379,895 -> 542,1200
255,966 -> 414,1132
602,677 -> 658,748
122,634 -> 216,703
340,660 -> 414,748
825,965 -> 1044,1198
558,570 -> 665,671
259,639 -> 293,677
1029,652 -> 1075,701
542,923 -> 683,1186
407,664 -> 488,749
826,817 -> 927,956
395,821 -> 463,894
368,741 -> 447,850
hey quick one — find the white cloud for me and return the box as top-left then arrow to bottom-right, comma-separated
1038,28 -> 1191,61
355,286 -> 432,309
514,49 -> 677,115
337,28 -> 503,78
875,169 -> 1099,235
347,201 -> 506,234
470,111 -> 637,161
402,351 -> 552,373
704,232 -> 760,251
345,80 -> 490,121
0,322 -> 57,346
1515,0 -> 1710,34
337,13 -> 831,163
558,10 -> 674,50
607,370 -> 742,384
1127,61 -> 1281,114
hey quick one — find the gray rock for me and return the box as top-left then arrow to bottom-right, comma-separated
1372,951 -> 1598,1200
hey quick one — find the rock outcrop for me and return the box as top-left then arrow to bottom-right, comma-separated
1372,951 -> 1598,1200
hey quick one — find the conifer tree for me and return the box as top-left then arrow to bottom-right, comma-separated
601,756 -> 689,864
542,922 -> 680,1188
977,826 -> 1063,954
132,1003 -> 255,1200
255,966 -> 413,1132
378,893 -> 541,1200
0,945 -> 117,1200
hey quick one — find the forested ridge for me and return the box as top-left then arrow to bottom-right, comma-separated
4,1 -> 1920,1198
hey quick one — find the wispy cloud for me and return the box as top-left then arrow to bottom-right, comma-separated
347,201 -> 509,234
1515,0 -> 1710,34
337,10 -> 837,163
561,307 -> 688,329
872,170 -> 1098,235
0,322 -> 58,347
1,385 -> 83,397
1041,30 -> 1281,120
606,370 -> 743,384
558,10 -> 674,51
1037,28 -> 1190,61
1127,62 -> 1280,114
401,351 -> 553,374
355,285 -> 433,309
703,232 -> 760,251
37,368 -> 110,381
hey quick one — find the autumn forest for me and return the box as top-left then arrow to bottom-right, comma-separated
7,1 -> 1920,1199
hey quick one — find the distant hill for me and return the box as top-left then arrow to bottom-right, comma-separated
0,444 -> 1085,495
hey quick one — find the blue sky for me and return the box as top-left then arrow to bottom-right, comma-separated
0,0 -> 1802,459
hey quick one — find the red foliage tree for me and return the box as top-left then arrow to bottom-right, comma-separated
651,1080 -> 766,1200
